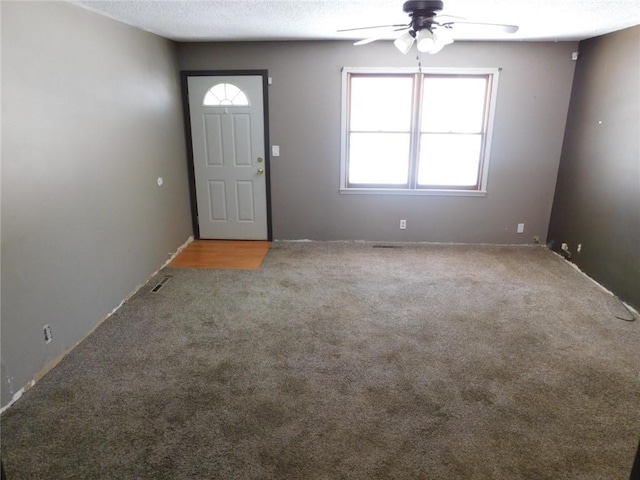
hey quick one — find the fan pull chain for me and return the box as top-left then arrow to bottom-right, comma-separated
416,53 -> 422,73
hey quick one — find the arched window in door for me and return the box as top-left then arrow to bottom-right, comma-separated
203,83 -> 249,106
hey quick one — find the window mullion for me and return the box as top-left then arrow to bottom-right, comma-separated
408,73 -> 423,189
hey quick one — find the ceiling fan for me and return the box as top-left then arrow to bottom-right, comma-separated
339,0 -> 519,54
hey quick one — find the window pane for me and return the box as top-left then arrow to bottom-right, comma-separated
349,133 -> 410,185
421,77 -> 487,133
203,83 -> 249,106
418,134 -> 482,186
350,76 -> 413,132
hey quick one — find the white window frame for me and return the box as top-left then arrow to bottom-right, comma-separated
340,67 -> 500,196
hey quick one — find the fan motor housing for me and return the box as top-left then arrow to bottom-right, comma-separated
403,0 -> 444,15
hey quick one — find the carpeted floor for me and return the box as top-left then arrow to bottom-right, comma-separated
1,242 -> 639,479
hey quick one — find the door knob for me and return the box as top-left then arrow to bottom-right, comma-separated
257,168 -> 264,175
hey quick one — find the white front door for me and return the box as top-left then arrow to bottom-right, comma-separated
187,75 -> 268,240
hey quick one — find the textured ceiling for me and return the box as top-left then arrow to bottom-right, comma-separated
71,0 -> 640,43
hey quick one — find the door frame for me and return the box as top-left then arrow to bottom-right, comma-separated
180,70 -> 273,241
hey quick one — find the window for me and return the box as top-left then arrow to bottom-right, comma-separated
340,68 -> 500,195
203,83 -> 249,106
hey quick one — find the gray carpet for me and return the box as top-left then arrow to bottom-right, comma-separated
2,242 -> 639,479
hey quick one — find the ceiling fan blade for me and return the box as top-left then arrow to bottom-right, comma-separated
354,36 -> 383,46
338,23 -> 409,33
353,27 -> 410,46
435,14 -> 466,21
442,21 -> 519,34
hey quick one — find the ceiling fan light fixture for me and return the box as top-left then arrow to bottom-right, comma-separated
434,29 -> 454,46
416,28 -> 437,53
426,42 -> 445,54
394,31 -> 416,54
415,28 -> 453,54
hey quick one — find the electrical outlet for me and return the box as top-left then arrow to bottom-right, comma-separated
43,325 -> 53,344
400,219 -> 407,230
560,243 -> 572,259
577,243 -> 582,253
533,236 -> 540,244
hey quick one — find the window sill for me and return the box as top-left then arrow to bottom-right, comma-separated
340,188 -> 487,197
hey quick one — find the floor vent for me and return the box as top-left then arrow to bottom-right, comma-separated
151,276 -> 172,293
373,245 -> 403,249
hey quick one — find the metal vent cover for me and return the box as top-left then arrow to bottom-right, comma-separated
151,275 -> 172,293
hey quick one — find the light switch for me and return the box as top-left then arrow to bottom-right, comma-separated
272,145 -> 280,157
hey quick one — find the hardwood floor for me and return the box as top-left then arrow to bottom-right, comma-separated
169,240 -> 271,269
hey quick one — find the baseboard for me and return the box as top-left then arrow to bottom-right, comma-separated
275,239 -> 547,247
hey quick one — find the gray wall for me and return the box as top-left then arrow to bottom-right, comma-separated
548,26 -> 640,310
178,40 -> 578,243
1,2 -> 192,407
